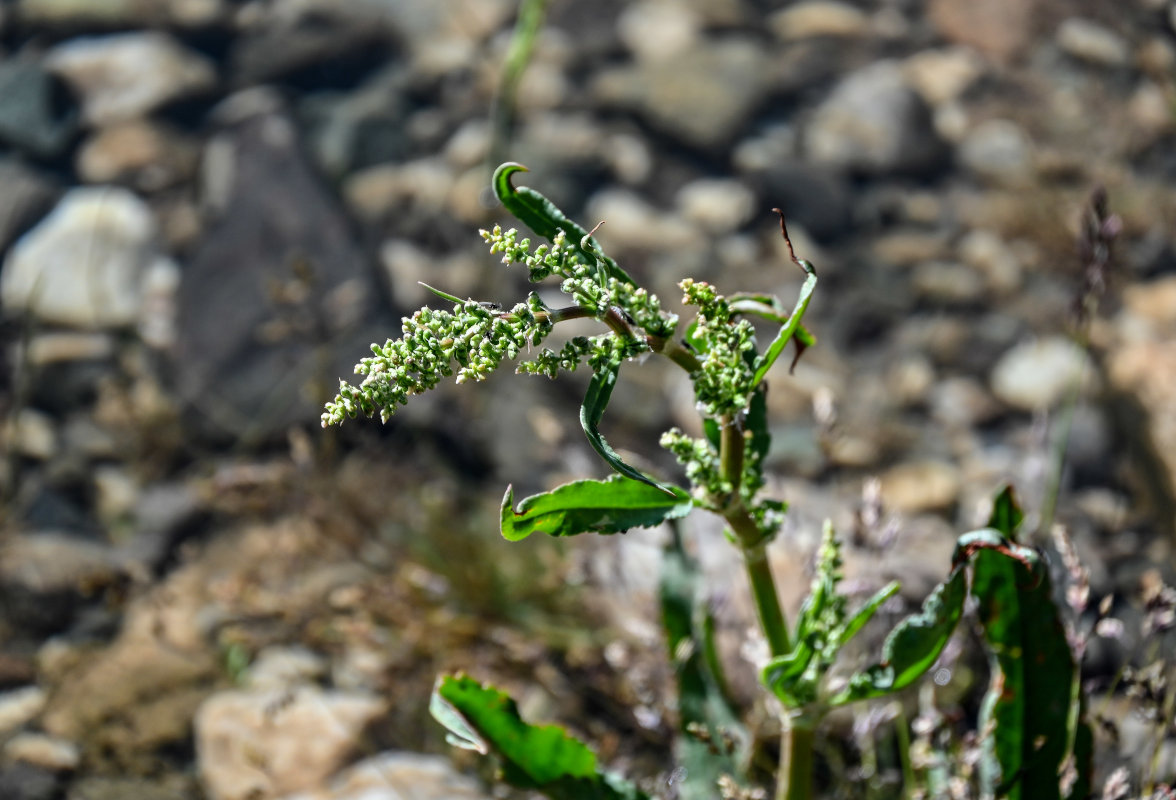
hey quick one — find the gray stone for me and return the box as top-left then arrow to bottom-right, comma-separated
0,763 -> 60,800
675,178 -> 756,234
743,159 -> 851,243
0,62 -> 77,158
591,38 -> 772,151
0,161 -> 58,254
46,32 -> 216,126
1,187 -> 169,329
803,60 -> 947,176
176,96 -> 389,440
990,336 -> 1092,411
958,118 -> 1032,184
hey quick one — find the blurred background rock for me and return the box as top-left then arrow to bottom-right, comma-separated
0,0 -> 1174,798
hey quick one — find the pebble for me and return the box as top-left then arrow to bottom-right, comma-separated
0,687 -> 47,736
12,409 -> 58,460
1056,18 -> 1131,68
911,260 -> 986,305
675,178 -> 756,234
245,646 -> 327,691
803,60 -> 947,176
26,333 -> 116,365
1,187 -> 170,329
957,229 -> 1023,294
277,751 -> 489,800
0,62 -> 77,159
196,686 -> 387,800
76,120 -> 198,191
585,188 -> 702,254
902,47 -> 985,106
957,118 -> 1033,184
3,733 -> 79,771
989,336 -> 1092,411
769,1 -> 869,40
46,32 -> 216,127
930,377 -> 1002,428
926,0 -> 1032,64
878,460 -> 963,514
591,39 -> 771,151
617,0 -> 701,61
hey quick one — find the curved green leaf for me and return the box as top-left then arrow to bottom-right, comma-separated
500,475 -> 692,542
751,259 -> 817,385
832,566 -> 966,705
581,360 -> 675,494
492,162 -> 635,286
431,674 -> 651,800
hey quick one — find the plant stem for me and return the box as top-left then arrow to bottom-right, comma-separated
741,541 -> 791,657
778,713 -> 816,800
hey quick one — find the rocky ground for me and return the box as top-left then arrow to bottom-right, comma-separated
1,0 -> 1175,798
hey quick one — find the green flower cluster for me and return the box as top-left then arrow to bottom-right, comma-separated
481,225 -> 580,282
680,279 -> 757,417
660,427 -> 729,502
321,295 -> 552,426
518,332 -> 649,379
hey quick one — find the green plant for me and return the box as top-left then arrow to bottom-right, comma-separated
324,164 -> 1090,800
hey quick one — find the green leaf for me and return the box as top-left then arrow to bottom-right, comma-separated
987,484 -> 1025,541
834,581 -> 901,649
581,360 -> 675,494
761,641 -> 817,708
832,566 -> 966,705
968,533 -> 1075,800
751,259 -> 817,385
660,530 -> 746,800
431,674 -> 651,800
492,162 -> 635,286
500,475 -> 692,542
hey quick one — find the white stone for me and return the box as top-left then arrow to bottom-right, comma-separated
617,0 -> 701,61
903,47 -> 985,105
196,686 -> 386,800
990,336 -> 1093,411
46,31 -> 216,126
770,1 -> 869,40
245,646 -> 327,691
1,187 -> 165,328
675,178 -> 756,234
3,732 -> 79,770
1056,18 -> 1130,67
277,751 -> 489,800
0,686 -> 47,735
12,409 -> 57,460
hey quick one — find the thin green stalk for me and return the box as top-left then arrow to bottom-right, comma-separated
778,714 -> 816,800
487,0 -> 549,172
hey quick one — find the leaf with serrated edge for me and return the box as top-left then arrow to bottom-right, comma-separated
501,475 -> 692,541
